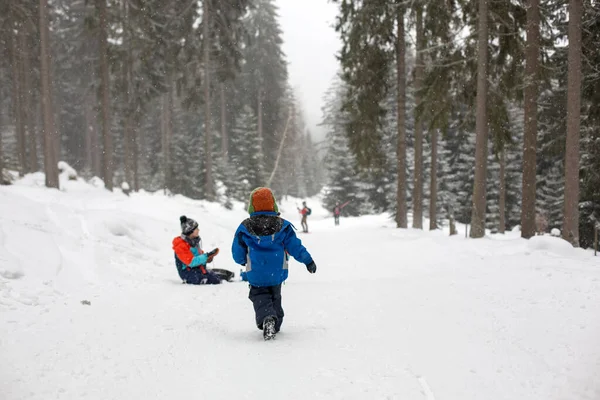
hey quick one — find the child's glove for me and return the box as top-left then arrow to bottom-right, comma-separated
195,253 -> 208,265
240,270 -> 248,282
306,261 -> 317,274
206,248 -> 220,263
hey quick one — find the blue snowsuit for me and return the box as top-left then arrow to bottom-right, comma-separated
231,211 -> 313,331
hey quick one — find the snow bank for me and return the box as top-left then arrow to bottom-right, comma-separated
58,161 -> 78,180
526,234 -> 582,258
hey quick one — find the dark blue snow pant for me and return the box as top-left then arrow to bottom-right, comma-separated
249,284 -> 284,332
179,268 -> 221,285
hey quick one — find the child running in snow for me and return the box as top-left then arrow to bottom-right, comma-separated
231,187 -> 317,340
172,215 -> 221,285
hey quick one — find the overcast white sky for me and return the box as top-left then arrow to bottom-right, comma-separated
276,0 -> 340,143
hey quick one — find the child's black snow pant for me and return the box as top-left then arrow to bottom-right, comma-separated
179,267 -> 221,285
249,284 -> 284,332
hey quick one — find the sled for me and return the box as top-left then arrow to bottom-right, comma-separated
209,268 -> 235,282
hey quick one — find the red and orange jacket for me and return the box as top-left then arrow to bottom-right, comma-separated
172,236 -> 208,274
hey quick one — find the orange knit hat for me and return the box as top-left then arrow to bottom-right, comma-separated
247,187 -> 279,213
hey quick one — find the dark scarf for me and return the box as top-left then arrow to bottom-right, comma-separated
182,234 -> 202,250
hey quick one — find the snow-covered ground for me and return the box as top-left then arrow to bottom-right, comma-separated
1,172 -> 600,400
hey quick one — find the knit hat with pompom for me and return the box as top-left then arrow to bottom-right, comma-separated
180,215 -> 198,235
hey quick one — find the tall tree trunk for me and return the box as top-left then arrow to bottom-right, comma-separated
85,63 -> 102,178
124,69 -> 134,185
563,0 -> 582,247
132,117 -> 139,192
121,1 -> 137,189
122,0 -> 132,189
124,115 -> 133,186
413,5 -> 424,229
162,78 -> 173,194
395,2 -> 408,228
220,82 -> 227,161
258,87 -> 263,141
470,0 -> 489,238
429,129 -> 438,230
39,0 -> 59,188
11,26 -> 26,175
19,26 -> 33,174
97,0 -> 113,191
499,149 -> 506,234
521,0 -> 540,239
28,111 -> 39,173
203,0 -> 214,200
36,98 -> 43,168
84,89 -> 95,174
0,128 -> 3,182
53,84 -> 61,166
0,65 -> 4,180
22,22 -> 38,173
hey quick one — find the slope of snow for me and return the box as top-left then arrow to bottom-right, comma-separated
1,174 -> 600,400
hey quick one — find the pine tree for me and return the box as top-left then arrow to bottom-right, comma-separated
51,0 -> 96,174
241,0 -> 288,164
486,142 -> 501,233
505,103 -> 524,230
301,131 -> 322,197
0,0 -> 318,201
421,130 -> 431,221
202,0 -> 213,200
446,120 -> 476,225
418,0 -> 463,230
539,164 -> 564,231
1,1 -> 40,176
334,0 -> 409,227
322,78 -> 363,216
436,133 -> 453,225
228,105 -> 265,201
382,76 -> 401,215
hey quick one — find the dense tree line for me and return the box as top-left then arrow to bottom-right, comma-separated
0,0 -> 323,205
325,0 -> 599,248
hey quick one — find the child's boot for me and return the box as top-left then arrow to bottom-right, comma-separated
263,316 -> 276,341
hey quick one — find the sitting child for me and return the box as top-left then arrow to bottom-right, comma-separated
172,215 -> 220,285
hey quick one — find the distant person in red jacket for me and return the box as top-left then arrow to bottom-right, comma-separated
172,216 -> 220,284
333,200 -> 350,226
297,201 -> 311,233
